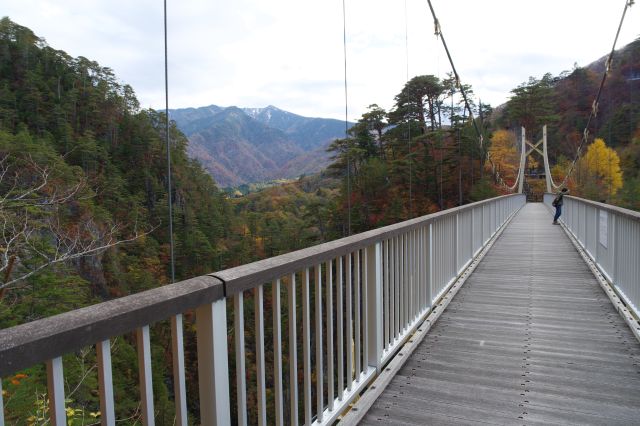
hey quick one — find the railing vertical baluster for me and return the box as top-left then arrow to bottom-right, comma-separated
417,229 -> 421,316
326,259 -> 335,411
234,293 -> 248,426
255,285 -> 267,426
287,274 -> 299,425
410,231 -> 414,320
419,227 -> 424,313
273,279 -> 284,426
416,228 -> 421,314
362,247 -> 369,371
396,235 -> 405,335
394,236 -> 400,337
455,214 -> 459,274
171,315 -> 187,426
403,233 -> 408,328
196,300 -> 231,425
366,242 -> 383,373
136,326 -> 155,426
0,378 -> 4,426
302,268 -> 312,425
46,357 -> 66,426
315,264 -> 324,421
406,232 -> 410,325
424,225 -> 429,311
387,238 -> 396,348
384,239 -> 390,350
97,339 -> 116,426
346,253 -> 353,391
354,250 -> 361,380
415,229 -> 418,316
428,222 -> 434,307
337,257 -> 344,399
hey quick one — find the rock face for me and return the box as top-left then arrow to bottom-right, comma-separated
170,104 -> 351,187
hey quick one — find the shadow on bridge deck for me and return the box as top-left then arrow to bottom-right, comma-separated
357,203 -> 640,425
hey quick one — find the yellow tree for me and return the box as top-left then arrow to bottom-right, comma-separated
488,129 -> 519,184
577,138 -> 623,200
527,155 -> 540,174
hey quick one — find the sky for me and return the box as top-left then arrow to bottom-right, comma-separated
3,0 -> 639,121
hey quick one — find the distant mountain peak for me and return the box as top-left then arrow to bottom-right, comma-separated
168,103 -> 352,187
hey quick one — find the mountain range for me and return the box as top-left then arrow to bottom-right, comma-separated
169,104 -> 351,187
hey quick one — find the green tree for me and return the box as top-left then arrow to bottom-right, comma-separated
389,75 -> 445,132
505,73 -> 560,131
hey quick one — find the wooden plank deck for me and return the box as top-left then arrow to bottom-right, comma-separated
359,203 -> 640,425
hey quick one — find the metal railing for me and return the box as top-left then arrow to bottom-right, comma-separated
0,194 -> 525,425
544,193 -> 640,320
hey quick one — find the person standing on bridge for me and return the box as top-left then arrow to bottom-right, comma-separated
552,188 -> 569,224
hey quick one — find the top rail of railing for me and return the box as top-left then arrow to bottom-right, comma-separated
560,194 -> 640,222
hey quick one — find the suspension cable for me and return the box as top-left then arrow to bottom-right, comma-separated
554,0 -> 634,190
426,0 -> 481,142
426,0 -> 514,192
405,0 -> 413,217
342,0 -> 351,236
164,0 -> 175,283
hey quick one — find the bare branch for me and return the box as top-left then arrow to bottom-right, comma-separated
1,222 -> 156,289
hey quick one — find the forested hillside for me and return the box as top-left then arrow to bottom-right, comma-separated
0,17 -> 239,422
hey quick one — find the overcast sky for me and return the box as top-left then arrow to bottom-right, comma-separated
3,0 -> 639,121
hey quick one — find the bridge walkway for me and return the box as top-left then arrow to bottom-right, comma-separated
359,203 -> 640,425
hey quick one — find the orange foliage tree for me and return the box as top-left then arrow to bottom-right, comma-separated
487,130 -> 519,186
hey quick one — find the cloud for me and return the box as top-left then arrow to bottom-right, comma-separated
4,0 -> 639,120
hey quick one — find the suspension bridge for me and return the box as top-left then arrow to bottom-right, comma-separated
1,0 -> 640,425
1,189 -> 639,425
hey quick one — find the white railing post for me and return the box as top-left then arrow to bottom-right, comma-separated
196,299 -> 231,426
326,259 -> 335,411
314,264 -> 324,421
345,255 -> 353,392
287,274 -> 299,425
273,279 -> 284,426
427,223 -> 433,307
46,357 -> 66,426
97,339 -> 116,426
366,242 -> 383,373
171,315 -> 188,426
136,326 -> 154,426
0,378 -> 4,426
255,285 -> 267,426
234,292 -> 248,426
302,268 -> 312,425
336,259 -> 344,402
455,214 -> 460,274
611,215 -> 617,284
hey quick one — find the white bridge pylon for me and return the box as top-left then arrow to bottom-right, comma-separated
517,125 -> 553,194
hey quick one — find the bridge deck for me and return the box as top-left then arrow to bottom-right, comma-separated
359,203 -> 640,425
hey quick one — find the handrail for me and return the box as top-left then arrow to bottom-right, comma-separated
561,195 -> 640,222
0,193 -> 526,425
544,193 -> 640,320
0,275 -> 223,376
